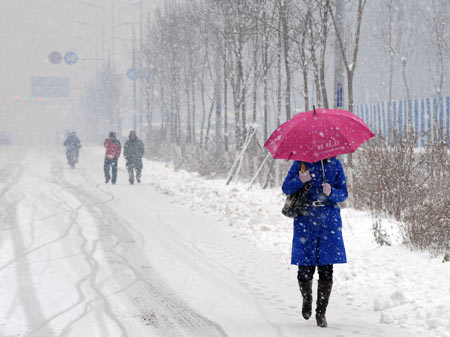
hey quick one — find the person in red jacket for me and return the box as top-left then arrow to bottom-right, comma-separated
104,131 -> 121,184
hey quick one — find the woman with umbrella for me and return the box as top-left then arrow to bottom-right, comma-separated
265,107 -> 374,327
282,157 -> 347,327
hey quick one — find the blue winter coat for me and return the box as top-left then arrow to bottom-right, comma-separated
282,158 -> 348,266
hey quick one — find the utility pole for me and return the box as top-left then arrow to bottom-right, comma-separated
138,0 -> 144,134
111,2 -> 115,69
132,23 -> 137,131
111,2 -> 119,133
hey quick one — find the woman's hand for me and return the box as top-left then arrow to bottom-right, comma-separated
299,170 -> 312,183
323,183 -> 332,196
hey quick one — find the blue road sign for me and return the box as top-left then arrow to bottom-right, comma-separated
337,82 -> 343,108
64,51 -> 78,65
31,76 -> 70,97
49,51 -> 62,64
126,68 -> 141,80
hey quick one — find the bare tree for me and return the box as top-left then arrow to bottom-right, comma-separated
423,0 -> 450,140
290,1 -> 311,111
329,0 -> 367,113
277,0 -> 293,120
375,0 -> 416,129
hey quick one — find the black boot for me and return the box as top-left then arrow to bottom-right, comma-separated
316,280 -> 333,327
298,280 -> 313,320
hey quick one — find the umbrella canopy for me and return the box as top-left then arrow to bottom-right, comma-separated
264,107 -> 375,163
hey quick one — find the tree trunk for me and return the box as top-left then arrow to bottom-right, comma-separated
252,19 -> 259,124
347,71 -> 354,112
280,0 -> 291,120
401,59 -> 411,126
200,63 -> 207,148
191,79 -> 196,144
299,27 -> 309,111
320,0 -> 330,108
205,93 -> 216,149
224,47 -> 229,152
311,51 -> 323,107
186,83 -> 191,144
262,8 -> 269,141
277,16 -> 282,126
235,38 -> 244,149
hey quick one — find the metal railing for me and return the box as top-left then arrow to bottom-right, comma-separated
355,97 -> 450,147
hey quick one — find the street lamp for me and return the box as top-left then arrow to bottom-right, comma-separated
79,0 -> 143,135
75,20 -> 100,63
118,0 -> 144,134
80,0 -> 116,68
114,21 -> 139,132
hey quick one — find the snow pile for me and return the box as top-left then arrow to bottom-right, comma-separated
143,159 -> 450,337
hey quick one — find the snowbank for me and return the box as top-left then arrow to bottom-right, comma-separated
143,159 -> 450,337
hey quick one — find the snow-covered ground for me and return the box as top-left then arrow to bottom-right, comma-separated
0,145 -> 447,337
145,151 -> 450,337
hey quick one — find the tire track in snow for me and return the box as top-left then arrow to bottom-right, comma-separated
91,180 -> 147,253
51,155 -> 227,337
0,209 -> 77,274
30,201 -> 103,337
40,155 -> 132,337
0,158 -> 56,337
47,156 -> 165,336
0,151 -> 129,337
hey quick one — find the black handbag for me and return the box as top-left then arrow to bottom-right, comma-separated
281,162 -> 311,218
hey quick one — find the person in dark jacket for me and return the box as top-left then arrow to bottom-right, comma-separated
104,131 -> 121,184
282,158 -> 348,328
63,131 -> 81,168
124,130 -> 145,184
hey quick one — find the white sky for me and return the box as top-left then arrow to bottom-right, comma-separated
0,0 -> 152,143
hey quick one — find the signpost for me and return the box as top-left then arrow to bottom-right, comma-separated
31,77 -> 71,97
48,51 -> 62,64
49,51 -> 78,65
337,82 -> 343,108
64,51 -> 78,65
126,68 -> 141,81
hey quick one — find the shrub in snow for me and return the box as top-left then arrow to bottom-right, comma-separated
352,132 -> 419,220
352,133 -> 450,254
403,199 -> 450,255
443,252 -> 450,263
372,220 -> 391,246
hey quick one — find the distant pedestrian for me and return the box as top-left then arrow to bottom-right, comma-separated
124,130 -> 145,184
104,131 -> 121,184
282,158 -> 348,328
63,131 -> 81,169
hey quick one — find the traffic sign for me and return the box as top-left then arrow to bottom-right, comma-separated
64,51 -> 78,65
49,51 -> 62,64
337,82 -> 343,108
126,68 -> 141,80
31,76 -> 70,97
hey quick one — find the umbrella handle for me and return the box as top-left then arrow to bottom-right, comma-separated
301,161 -> 307,173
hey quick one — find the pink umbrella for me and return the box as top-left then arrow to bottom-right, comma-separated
264,107 -> 375,163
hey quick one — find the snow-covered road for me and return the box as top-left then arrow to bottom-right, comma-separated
0,146 -> 422,337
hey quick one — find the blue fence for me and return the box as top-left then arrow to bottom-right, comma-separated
355,97 -> 450,147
